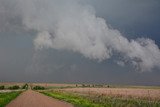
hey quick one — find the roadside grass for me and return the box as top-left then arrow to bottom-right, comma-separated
0,91 -> 22,107
42,91 -> 102,107
42,91 -> 160,107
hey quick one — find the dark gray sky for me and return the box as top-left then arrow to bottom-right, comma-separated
0,0 -> 160,85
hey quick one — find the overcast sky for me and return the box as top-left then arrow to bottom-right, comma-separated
0,0 -> 160,85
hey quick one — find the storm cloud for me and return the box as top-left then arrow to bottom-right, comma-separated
0,0 -> 160,72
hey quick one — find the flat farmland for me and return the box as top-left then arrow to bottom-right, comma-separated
60,87 -> 160,100
0,83 -> 24,87
0,83 -> 160,107
31,83 -> 76,87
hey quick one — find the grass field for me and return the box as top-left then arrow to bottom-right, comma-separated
42,90 -> 160,107
0,91 -> 22,107
61,87 -> 160,101
33,83 -> 160,107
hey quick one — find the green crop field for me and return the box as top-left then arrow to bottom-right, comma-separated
0,91 -> 22,107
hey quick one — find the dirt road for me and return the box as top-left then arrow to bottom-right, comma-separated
6,90 -> 73,107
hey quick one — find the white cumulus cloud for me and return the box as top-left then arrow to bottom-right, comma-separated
0,0 -> 160,72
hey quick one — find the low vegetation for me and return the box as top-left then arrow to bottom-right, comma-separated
0,91 -> 21,107
0,86 -> 4,90
42,90 -> 160,107
0,84 -> 28,90
8,85 -> 20,90
33,86 -> 45,90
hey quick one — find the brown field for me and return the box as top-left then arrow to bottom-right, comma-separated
0,82 -> 76,87
31,83 -> 76,87
0,82 -> 24,87
60,87 -> 160,100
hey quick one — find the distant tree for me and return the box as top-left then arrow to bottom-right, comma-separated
82,84 -> 85,87
9,85 -> 20,90
22,84 -> 28,89
0,85 -> 5,90
33,86 -> 45,90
